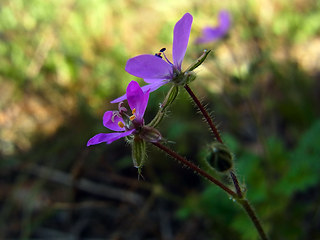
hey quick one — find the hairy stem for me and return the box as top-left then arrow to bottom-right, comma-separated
184,84 -> 269,240
184,84 -> 223,143
152,142 -> 268,240
238,199 -> 269,240
230,171 -> 243,198
152,142 -> 237,198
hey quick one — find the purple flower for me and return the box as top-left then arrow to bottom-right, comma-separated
195,10 -> 231,44
87,81 -> 150,146
111,13 -> 193,103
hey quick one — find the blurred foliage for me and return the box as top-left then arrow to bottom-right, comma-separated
178,120 -> 320,239
0,0 -> 320,239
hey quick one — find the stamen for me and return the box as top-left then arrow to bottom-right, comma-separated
118,121 -> 125,128
155,53 -> 162,58
132,108 -> 136,114
118,102 -> 127,113
111,111 -> 119,122
161,50 -> 173,65
155,48 -> 172,65
129,115 -> 136,121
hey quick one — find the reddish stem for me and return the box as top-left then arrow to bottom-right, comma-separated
184,84 -> 223,143
183,84 -> 268,239
152,142 -> 237,198
230,171 -> 243,198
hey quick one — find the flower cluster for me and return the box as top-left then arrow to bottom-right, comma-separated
87,11 -> 231,170
87,13 -> 196,147
85,12 -> 269,240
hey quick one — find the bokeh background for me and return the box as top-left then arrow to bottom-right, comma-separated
1,0 -> 320,239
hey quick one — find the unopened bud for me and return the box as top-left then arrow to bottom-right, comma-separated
140,126 -> 162,143
205,142 -> 233,173
132,136 -> 146,170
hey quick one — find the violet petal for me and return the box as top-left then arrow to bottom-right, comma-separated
103,111 -> 125,131
172,13 -> 193,70
196,27 -> 222,43
195,10 -> 231,44
111,80 -> 169,103
126,81 -> 150,120
110,93 -> 127,104
125,54 -> 172,79
144,78 -> 165,83
218,10 -> 231,33
140,80 -> 169,94
87,130 -> 134,146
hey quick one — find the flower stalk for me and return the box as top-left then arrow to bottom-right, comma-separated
184,83 -> 269,240
239,199 -> 269,240
152,142 -> 237,198
184,84 -> 223,143
152,141 -> 268,240
148,85 -> 179,128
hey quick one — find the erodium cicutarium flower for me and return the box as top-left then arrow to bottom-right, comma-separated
87,81 -> 160,147
111,13 -> 194,103
195,10 -> 231,44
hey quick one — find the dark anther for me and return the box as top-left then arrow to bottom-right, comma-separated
155,53 -> 162,58
160,48 -> 166,52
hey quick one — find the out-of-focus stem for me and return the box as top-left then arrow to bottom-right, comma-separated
238,199 -> 269,240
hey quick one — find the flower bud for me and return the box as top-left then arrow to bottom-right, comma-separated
205,142 -> 233,173
140,126 -> 162,143
131,136 -> 146,170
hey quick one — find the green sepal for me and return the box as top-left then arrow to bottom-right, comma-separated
131,136 -> 146,170
140,126 -> 162,143
186,49 -> 211,72
184,71 -> 196,84
172,71 -> 196,86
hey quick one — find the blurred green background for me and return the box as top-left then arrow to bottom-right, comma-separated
1,0 -> 320,239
